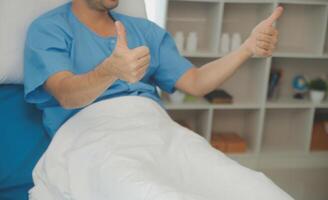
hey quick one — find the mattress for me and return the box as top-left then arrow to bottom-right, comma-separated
0,85 -> 50,200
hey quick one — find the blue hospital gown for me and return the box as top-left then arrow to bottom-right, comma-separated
24,2 -> 193,137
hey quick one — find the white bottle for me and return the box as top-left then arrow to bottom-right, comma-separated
220,33 -> 230,54
231,32 -> 242,51
174,31 -> 184,53
186,32 -> 198,53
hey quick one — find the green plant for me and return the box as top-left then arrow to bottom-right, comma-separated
307,78 -> 327,92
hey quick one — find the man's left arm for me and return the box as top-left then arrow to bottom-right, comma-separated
176,7 -> 283,97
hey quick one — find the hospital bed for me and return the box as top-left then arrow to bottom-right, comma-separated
0,1 -> 146,199
1,1 -> 294,199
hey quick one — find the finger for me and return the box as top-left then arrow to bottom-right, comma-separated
131,46 -> 150,59
128,64 -> 148,83
115,21 -> 128,49
257,47 -> 272,56
265,6 -> 284,26
259,27 -> 276,36
257,34 -> 273,43
136,55 -> 150,69
136,63 -> 149,78
256,43 -> 276,51
257,41 -> 271,50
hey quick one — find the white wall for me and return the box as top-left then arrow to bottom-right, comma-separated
144,0 -> 168,28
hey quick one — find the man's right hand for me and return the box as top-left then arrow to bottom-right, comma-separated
101,21 -> 151,83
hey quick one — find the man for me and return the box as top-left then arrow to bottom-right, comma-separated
24,0 -> 283,137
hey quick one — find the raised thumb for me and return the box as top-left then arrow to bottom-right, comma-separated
115,21 -> 128,49
265,6 -> 284,26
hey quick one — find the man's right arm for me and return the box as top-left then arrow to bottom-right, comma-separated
44,21 -> 150,109
44,59 -> 117,109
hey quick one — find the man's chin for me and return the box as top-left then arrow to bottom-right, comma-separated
103,0 -> 119,10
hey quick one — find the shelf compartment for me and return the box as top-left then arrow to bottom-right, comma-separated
166,1 -> 221,54
275,3 -> 328,55
221,58 -> 268,105
190,58 -> 269,104
268,58 -> 328,106
166,109 -> 211,139
189,57 -> 268,105
212,109 -> 261,154
220,2 -> 274,53
310,109 -> 328,152
261,108 -> 313,154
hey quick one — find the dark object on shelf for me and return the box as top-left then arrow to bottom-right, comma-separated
204,89 -> 233,104
292,75 -> 308,100
311,121 -> 328,151
293,93 -> 304,99
211,132 -> 247,153
307,78 -> 328,92
267,69 -> 282,99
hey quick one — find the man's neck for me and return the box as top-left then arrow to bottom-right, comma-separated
72,1 -> 116,37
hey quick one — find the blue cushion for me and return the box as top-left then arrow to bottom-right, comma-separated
0,85 -> 50,200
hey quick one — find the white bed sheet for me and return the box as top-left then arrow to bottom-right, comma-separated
29,96 -> 294,200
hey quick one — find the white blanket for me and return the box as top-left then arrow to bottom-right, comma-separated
29,96 -> 294,200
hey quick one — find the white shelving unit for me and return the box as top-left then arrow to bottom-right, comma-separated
164,0 -> 328,170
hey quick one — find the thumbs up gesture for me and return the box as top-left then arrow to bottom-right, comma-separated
103,21 -> 150,83
242,6 -> 284,57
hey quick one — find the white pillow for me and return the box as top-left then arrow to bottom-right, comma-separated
0,0 -> 147,84
0,0 -> 69,84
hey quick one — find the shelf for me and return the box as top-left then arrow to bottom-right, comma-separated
166,0 -> 221,53
266,97 -> 314,109
268,58 -> 328,105
261,108 -> 313,154
220,2 -> 274,54
181,52 -> 328,59
167,109 -> 212,139
267,99 -> 328,109
163,98 -> 211,110
275,3 -> 328,55
211,103 -> 261,109
164,99 -> 261,110
316,101 -> 328,108
212,109 -> 261,153
272,52 -> 328,59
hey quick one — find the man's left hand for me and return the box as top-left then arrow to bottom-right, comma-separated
242,6 -> 284,57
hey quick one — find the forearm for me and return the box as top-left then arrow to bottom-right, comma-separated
193,44 -> 252,96
49,60 -> 117,109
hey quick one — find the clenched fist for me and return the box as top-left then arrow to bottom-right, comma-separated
102,21 -> 150,83
242,6 -> 284,57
